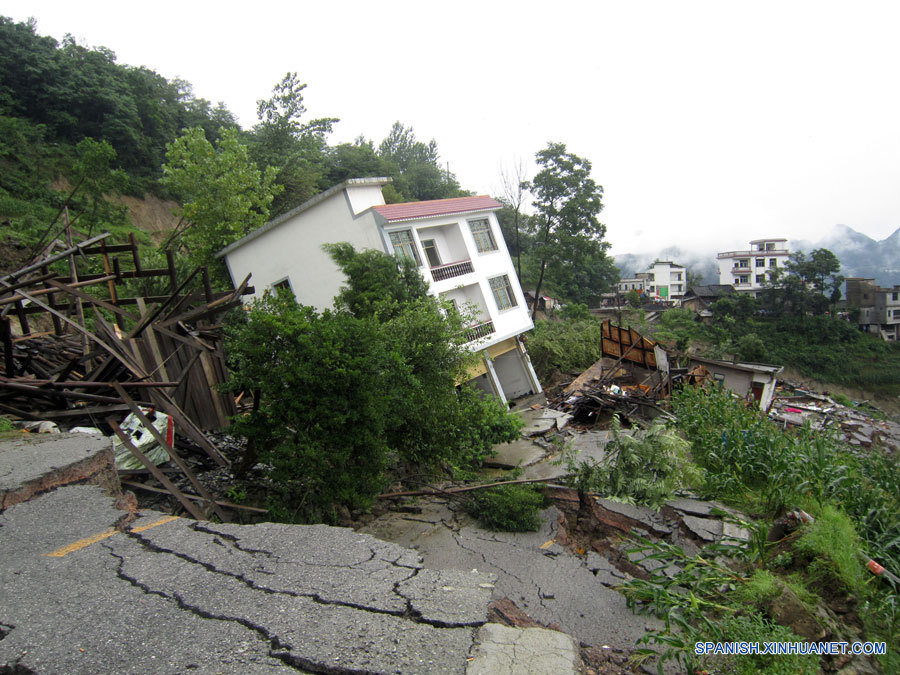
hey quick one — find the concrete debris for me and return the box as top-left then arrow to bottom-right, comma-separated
483,438 -> 548,469
769,383 -> 900,454
680,514 -> 724,542
0,432 -> 120,511
519,408 -> 573,437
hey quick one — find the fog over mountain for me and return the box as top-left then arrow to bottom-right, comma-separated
614,225 -> 900,288
791,225 -> 900,287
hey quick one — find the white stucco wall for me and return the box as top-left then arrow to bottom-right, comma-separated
382,210 -> 533,349
223,191 -> 384,311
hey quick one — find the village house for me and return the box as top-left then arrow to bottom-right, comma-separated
216,177 -> 542,403
680,284 -> 736,314
845,278 -> 900,341
688,356 -> 783,411
617,274 -> 649,294
717,238 -> 790,296
643,261 -> 686,302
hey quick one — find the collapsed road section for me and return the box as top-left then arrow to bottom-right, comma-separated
0,483 -> 498,674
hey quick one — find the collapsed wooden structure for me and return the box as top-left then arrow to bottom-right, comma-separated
551,321 -> 673,424
0,226 -> 253,520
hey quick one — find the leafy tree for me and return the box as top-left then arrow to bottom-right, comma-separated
525,143 -> 609,317
225,291 -> 396,522
685,266 -> 704,291
322,242 -> 428,319
560,302 -> 591,320
625,289 -> 642,308
322,138 -> 393,186
376,122 -> 466,201
759,248 -> 843,316
161,127 -> 281,278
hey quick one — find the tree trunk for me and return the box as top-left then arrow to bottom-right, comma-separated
514,208 -> 522,281
531,260 -> 547,322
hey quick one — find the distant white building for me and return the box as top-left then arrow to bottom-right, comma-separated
717,238 -> 790,296
643,261 -> 685,301
217,177 -> 542,403
617,274 -> 648,294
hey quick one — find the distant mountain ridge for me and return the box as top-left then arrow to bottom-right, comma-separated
614,225 -> 900,288
791,225 -> 900,287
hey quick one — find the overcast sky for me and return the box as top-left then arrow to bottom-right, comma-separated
6,1 -> 900,256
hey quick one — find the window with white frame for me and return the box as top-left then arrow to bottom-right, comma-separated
769,258 -> 778,268
488,275 -> 517,311
756,258 -> 765,267
468,218 -> 498,253
389,230 -> 421,265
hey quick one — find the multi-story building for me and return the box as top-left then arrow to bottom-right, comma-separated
717,238 -> 790,296
617,274 -> 648,294
217,177 -> 542,402
643,261 -> 685,302
845,278 -> 900,341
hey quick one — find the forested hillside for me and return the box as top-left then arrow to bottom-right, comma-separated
0,16 -> 467,275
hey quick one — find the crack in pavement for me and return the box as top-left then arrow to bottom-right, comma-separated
123,528 -> 479,629
102,542 -> 311,673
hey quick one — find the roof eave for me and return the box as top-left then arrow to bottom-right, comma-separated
215,177 -> 392,259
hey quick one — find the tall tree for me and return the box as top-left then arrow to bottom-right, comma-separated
161,127 -> 281,280
498,159 -> 529,281
376,122 -> 466,201
526,143 -> 607,318
760,248 -> 843,316
248,72 -> 337,215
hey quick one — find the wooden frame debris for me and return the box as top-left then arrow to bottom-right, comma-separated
1,225 -> 255,519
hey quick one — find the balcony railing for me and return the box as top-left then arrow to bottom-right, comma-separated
464,320 -> 495,342
718,249 -> 788,259
430,259 -> 474,282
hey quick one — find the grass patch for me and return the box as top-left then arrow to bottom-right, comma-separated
462,484 -> 547,532
794,505 -> 864,595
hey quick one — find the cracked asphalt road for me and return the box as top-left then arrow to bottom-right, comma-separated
360,500 -> 660,651
0,486 -> 496,674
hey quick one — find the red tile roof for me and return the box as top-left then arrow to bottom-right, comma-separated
373,196 -> 501,222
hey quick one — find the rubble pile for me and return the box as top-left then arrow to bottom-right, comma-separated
770,383 -> 900,454
548,321 -> 673,428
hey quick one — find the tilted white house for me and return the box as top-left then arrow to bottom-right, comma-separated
216,177 -> 542,403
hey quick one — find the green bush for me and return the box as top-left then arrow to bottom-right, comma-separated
225,249 -> 522,523
526,317 -> 605,380
463,484 -> 547,531
565,416 -> 700,508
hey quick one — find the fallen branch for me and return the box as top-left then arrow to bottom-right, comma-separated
376,476 -> 568,500
120,480 -> 269,514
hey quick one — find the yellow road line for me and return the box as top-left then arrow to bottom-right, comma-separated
43,516 -> 181,557
44,529 -> 118,557
130,515 -> 181,533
